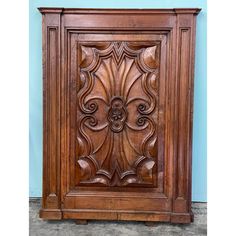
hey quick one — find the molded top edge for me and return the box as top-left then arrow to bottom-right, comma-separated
38,7 -> 201,15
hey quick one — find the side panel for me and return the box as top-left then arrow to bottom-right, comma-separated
40,12 -> 62,219
173,13 -> 197,216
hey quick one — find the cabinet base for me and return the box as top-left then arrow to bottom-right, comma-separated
39,209 -> 62,220
39,208 -> 193,223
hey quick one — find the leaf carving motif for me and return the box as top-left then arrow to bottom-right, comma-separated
77,42 -> 160,187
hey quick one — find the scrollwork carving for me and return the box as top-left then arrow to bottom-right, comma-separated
76,41 -> 160,186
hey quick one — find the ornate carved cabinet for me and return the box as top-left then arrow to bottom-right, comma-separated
38,8 -> 201,223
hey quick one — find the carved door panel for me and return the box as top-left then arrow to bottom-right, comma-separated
39,8 -> 200,222
68,33 -> 168,194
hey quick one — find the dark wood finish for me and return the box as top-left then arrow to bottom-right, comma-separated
38,8 -> 201,224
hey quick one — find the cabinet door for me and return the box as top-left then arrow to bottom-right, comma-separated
63,32 -> 172,212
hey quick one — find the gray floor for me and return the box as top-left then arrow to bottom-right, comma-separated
29,199 -> 207,236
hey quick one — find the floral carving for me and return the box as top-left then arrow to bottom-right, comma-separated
77,42 -> 160,186
108,97 -> 127,133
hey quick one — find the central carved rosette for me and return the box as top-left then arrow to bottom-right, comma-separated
107,97 -> 127,133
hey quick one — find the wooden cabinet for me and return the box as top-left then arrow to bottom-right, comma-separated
38,8 -> 201,223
